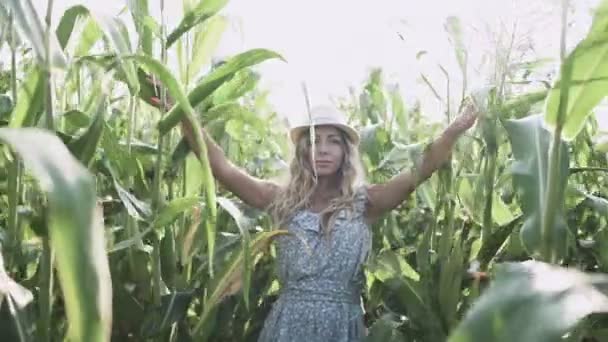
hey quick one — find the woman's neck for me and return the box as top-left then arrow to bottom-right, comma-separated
311,175 -> 341,203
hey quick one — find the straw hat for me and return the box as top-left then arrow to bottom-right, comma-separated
289,105 -> 359,144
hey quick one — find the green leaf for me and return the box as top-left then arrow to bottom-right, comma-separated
365,314 -> 404,342
369,250 -> 419,282
55,5 -> 89,50
499,90 -> 548,119
192,230 -> 289,338
101,122 -> 138,178
153,197 -> 201,228
67,100 -> 106,167
166,0 -> 230,48
61,109 -> 91,128
0,128 -> 112,342
131,54 -> 217,273
438,240 -> 464,330
4,0 -> 67,68
73,17 -> 102,57
216,196 -> 253,308
8,66 -> 44,128
113,178 -> 152,221
128,0 -> 153,55
184,153 -> 203,197
448,261 -> 608,342
188,15 -> 228,80
157,48 -> 284,134
544,1 -> 608,140
204,69 -> 260,108
458,178 -> 516,226
503,114 -> 570,258
92,12 -> 139,93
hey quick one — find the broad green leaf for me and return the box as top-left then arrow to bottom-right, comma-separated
113,178 -> 152,221
204,69 -> 260,108
108,227 -> 153,254
439,240 -> 464,330
0,128 -> 112,342
67,100 -> 106,167
503,114 -> 569,258
369,250 -> 419,282
203,103 -> 262,127
61,109 -> 91,128
9,67 -> 44,128
376,141 -> 423,171
365,314 -> 405,342
458,178 -> 516,226
192,230 -> 289,338
101,122 -> 138,178
157,48 -> 284,134
189,15 -> 228,81
93,13 -> 139,93
153,197 -> 201,228
128,0 -> 153,55
217,196 -> 253,308
73,17 -> 102,57
166,0 -> 230,48
55,5 -> 89,50
217,196 -> 253,235
131,54 -> 217,273
499,90 -> 548,119
4,0 -> 67,69
544,1 -> 608,140
185,153 -> 204,197
448,261 -> 608,342
381,276 -> 445,341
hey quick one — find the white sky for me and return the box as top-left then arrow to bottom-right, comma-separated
12,0 -> 608,129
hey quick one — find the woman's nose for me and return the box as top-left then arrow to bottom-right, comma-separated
316,141 -> 329,154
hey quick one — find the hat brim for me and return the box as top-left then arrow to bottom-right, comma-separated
290,123 -> 359,145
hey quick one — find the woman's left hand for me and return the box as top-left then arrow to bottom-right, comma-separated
446,101 -> 479,137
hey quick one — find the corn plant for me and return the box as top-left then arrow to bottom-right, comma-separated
2,0 -> 608,341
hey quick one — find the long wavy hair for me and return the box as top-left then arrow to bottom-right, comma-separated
266,126 -> 365,236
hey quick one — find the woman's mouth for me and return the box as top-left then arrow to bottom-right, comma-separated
315,160 -> 333,166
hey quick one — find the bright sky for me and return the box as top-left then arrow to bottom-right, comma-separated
14,0 -> 608,129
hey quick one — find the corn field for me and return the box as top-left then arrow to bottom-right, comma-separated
1,0 -> 608,341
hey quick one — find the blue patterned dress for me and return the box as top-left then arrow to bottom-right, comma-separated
258,187 -> 372,342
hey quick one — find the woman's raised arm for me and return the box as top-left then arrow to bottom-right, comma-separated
364,102 -> 479,223
179,119 -> 280,210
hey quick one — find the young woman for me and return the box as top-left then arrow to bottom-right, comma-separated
155,89 -> 477,341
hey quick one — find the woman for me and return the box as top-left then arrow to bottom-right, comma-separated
153,89 -> 477,341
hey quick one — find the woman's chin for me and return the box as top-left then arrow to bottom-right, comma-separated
315,169 -> 339,177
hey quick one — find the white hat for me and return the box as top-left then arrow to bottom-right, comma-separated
289,105 -> 359,144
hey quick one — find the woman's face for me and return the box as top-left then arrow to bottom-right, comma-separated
306,125 -> 346,177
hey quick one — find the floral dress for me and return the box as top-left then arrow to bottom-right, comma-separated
258,187 -> 372,342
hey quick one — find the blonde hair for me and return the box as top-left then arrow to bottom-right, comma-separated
266,127 -> 366,236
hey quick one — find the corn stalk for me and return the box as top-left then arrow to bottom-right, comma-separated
541,0 -> 571,262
